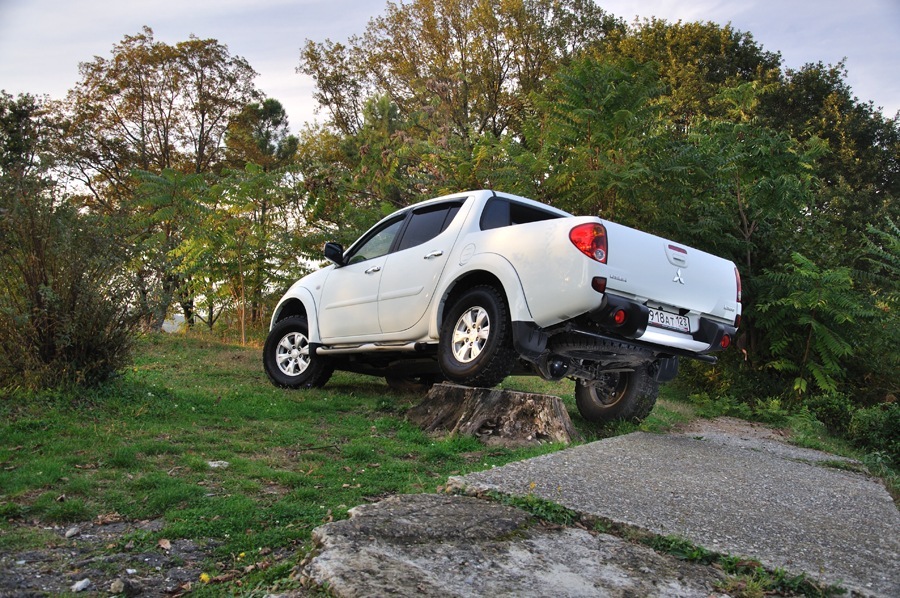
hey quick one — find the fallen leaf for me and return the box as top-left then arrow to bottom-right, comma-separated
158,538 -> 172,550
96,512 -> 123,525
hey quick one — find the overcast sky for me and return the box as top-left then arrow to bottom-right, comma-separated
1,0 -> 898,132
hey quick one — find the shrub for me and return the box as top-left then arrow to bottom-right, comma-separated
847,403 -> 900,466
805,392 -> 855,435
0,197 -> 139,390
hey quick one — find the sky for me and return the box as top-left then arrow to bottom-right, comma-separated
1,0 -> 898,133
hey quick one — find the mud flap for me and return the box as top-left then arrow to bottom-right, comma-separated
653,356 -> 679,383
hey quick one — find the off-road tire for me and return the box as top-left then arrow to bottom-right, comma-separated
438,285 -> 516,387
574,365 -> 659,423
263,316 -> 334,389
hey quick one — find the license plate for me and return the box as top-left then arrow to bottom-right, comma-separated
648,308 -> 690,333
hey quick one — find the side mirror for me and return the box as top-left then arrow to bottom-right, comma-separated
324,242 -> 346,267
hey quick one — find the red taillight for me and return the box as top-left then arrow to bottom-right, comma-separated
613,309 -> 627,325
591,277 -> 607,293
570,223 -> 608,264
721,334 -> 732,349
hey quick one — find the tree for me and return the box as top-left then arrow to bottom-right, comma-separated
603,18 -> 782,127
757,253 -> 873,397
225,99 -> 299,171
300,0 -> 620,140
529,58 -> 663,219
59,27 -> 258,208
177,163 -> 309,341
758,61 -> 900,271
55,27 -> 259,326
129,169 -> 207,330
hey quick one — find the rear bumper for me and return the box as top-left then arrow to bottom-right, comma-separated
589,293 -> 735,355
512,294 -> 737,371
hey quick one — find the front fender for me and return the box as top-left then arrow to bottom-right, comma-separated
271,284 -> 323,344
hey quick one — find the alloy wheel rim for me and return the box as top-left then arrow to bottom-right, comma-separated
451,306 -> 490,363
276,331 -> 311,376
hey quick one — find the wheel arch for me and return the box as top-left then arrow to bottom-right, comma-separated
431,256 -> 532,338
271,287 -> 322,343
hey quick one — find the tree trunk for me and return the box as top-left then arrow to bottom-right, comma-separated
408,383 -> 580,447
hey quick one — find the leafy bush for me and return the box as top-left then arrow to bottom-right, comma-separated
687,392 -> 754,420
0,198 -> 139,390
847,403 -> 900,466
805,393 -> 855,435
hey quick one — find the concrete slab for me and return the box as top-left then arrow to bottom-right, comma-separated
451,430 -> 900,597
302,494 -> 727,597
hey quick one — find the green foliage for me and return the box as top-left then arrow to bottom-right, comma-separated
59,26 -> 258,205
225,98 -> 298,171
687,392 -> 754,421
805,393 -> 855,435
605,18 -> 782,124
300,0 -> 620,139
0,93 -> 138,390
847,404 -> 900,467
129,168 -> 208,329
757,253 -> 875,397
532,57 -> 663,219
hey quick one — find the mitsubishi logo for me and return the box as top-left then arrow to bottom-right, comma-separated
673,269 -> 685,285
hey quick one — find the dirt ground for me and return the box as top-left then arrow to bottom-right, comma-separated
0,517 -> 301,596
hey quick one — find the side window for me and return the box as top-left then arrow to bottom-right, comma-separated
346,216 -> 405,264
480,198 -> 509,231
480,197 -> 562,230
395,202 -> 463,252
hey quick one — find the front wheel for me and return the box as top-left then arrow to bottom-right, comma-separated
574,365 -> 659,423
263,316 -> 334,388
438,285 -> 516,387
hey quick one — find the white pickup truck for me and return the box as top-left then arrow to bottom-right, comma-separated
264,190 -> 741,423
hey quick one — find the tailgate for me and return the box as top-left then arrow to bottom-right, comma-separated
602,221 -> 739,322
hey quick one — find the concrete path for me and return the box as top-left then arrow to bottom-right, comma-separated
301,419 -> 900,597
452,422 -> 899,596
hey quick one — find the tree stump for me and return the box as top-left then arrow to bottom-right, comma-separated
407,383 -> 580,447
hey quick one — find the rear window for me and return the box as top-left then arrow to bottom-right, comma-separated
480,197 -> 562,230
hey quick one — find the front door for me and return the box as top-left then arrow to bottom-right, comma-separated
378,202 -> 463,333
317,216 -> 404,340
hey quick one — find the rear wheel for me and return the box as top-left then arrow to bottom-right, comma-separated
438,285 -> 516,387
263,316 -> 334,388
574,365 -> 658,423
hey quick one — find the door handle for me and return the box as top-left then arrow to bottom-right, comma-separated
424,250 -> 444,259
365,266 -> 382,274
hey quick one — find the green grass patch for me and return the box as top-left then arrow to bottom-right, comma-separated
0,333 -> 577,591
